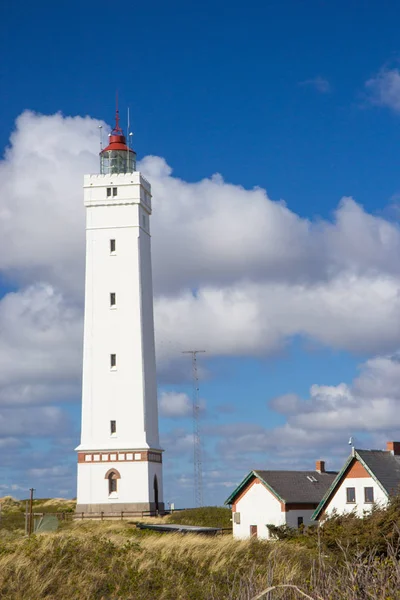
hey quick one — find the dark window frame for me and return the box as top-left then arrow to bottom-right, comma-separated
346,487 -> 356,503
110,292 -> 116,307
110,239 -> 116,253
107,187 -> 112,197
110,354 -> 117,369
110,420 -> 116,434
112,187 -> 117,197
364,486 -> 374,503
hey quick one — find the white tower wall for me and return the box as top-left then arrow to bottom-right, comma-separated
76,171 -> 164,514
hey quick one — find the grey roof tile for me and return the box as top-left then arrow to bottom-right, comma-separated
356,450 -> 400,495
254,470 -> 337,503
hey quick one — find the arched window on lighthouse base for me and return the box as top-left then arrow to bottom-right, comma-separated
105,469 -> 121,498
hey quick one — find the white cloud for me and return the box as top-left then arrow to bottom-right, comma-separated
156,274 -> 400,359
1,112 -> 400,371
365,67 -> 400,112
267,354 -> 400,443
0,111 -> 102,297
0,284 -> 82,406
159,391 -> 192,417
1,111 -> 400,499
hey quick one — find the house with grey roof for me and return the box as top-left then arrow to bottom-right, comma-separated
312,441 -> 400,522
225,460 -> 337,539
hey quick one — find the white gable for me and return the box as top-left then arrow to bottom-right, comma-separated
233,479 -> 283,539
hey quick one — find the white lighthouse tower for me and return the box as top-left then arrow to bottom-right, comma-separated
76,107 -> 163,515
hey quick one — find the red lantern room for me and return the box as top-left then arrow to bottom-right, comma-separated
100,103 -> 136,175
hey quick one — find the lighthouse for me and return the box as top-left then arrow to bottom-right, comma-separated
76,107 -> 163,515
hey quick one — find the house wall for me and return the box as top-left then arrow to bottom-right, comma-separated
233,479 -> 283,539
323,461 -> 388,518
285,508 -> 317,528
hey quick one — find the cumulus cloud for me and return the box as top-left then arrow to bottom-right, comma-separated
0,111 -> 102,296
265,354 -> 400,451
195,353 -> 400,490
159,391 -> 192,417
1,112 -> 400,371
365,67 -> 400,112
0,284 -> 82,406
156,274 -> 400,359
1,110 -> 400,499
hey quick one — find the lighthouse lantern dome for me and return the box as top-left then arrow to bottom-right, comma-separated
100,105 -> 136,175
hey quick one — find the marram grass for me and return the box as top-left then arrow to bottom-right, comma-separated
1,522 -> 400,600
2,500 -> 400,599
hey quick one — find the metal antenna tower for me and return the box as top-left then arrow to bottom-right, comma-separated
182,350 -> 205,507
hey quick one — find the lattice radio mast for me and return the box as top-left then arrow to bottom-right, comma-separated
182,350 -> 205,507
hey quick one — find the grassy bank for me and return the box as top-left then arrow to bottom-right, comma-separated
0,518 -> 400,599
0,523 -> 318,599
1,498 -> 400,599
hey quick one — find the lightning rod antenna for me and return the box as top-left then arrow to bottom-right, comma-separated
182,350 -> 206,507
99,125 -> 103,151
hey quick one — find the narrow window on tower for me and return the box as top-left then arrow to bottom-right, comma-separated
107,187 -> 112,197
108,472 -> 118,494
110,292 -> 116,308
110,420 -> 117,435
112,187 -> 117,197
110,354 -> 117,369
110,239 -> 116,254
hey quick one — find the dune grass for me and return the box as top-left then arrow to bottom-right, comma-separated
0,524 -> 312,599
0,519 -> 400,599
1,499 -> 400,598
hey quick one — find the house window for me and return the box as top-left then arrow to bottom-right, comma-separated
110,420 -> 116,435
297,516 -> 304,527
233,512 -> 241,524
108,472 -> 118,494
250,525 -> 258,538
110,292 -> 116,307
346,487 -> 356,503
107,187 -> 112,197
110,354 -> 117,369
112,187 -> 117,197
110,239 -> 116,254
364,487 -> 374,503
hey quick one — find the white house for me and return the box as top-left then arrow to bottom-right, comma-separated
225,460 -> 336,539
312,441 -> 400,521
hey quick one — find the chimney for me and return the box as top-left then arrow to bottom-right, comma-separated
386,442 -> 400,455
315,460 -> 326,473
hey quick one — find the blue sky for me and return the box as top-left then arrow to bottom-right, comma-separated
1,0 -> 400,506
